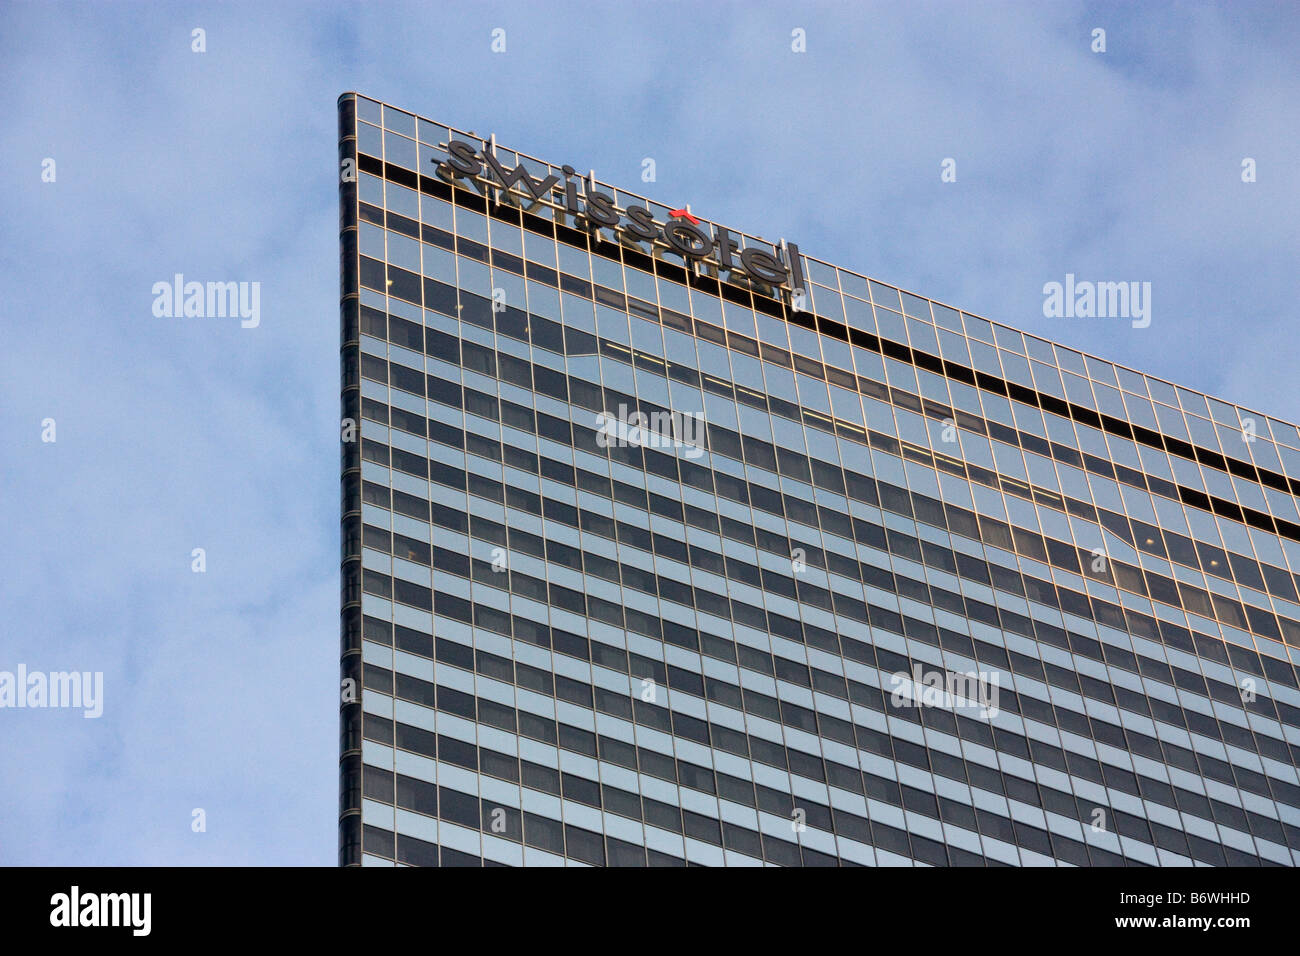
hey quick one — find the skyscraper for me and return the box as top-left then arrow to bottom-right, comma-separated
337,93 -> 1300,867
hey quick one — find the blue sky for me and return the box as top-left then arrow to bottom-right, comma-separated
1,1 -> 1296,865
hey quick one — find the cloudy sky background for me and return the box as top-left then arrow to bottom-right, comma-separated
1,1 -> 1296,865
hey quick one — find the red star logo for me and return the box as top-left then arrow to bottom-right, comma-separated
669,207 -> 701,225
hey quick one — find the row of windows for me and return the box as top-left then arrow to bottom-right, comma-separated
357,429 -> 1300,730
361,819 -> 873,868
353,370 -> 1300,755
362,531 -> 1300,772
362,544 -> 1300,794
353,289 -> 1300,620
356,739 -> 1220,867
351,379 -> 1300,806
365,643 -> 1292,849
348,151 -> 1300,486
354,653 -> 1298,864
361,357 -> 1300,664
351,389 -> 1300,813
356,532 -> 1300,814
358,490 -> 1300,763
367,244 -> 1265,514
362,623 -> 1300,850
359,237 -> 1300,559
348,102 -> 1300,462
356,227 -> 1300,522
355,478 -> 1300,798
371,195 -> 1300,484
356,339 -> 1300,664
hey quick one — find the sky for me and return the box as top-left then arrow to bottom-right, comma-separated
1,1 -> 1297,865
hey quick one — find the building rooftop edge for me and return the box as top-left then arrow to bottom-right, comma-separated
340,92 -> 1300,440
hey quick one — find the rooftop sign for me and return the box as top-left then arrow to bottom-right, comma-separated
436,140 -> 805,297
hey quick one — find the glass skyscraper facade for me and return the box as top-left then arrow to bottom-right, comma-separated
337,93 -> 1300,867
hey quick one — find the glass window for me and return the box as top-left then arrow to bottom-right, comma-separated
900,291 -> 930,320
805,259 -> 838,287
844,294 -> 874,332
1114,367 -> 1147,396
1206,397 -> 1238,426
1176,387 -> 1209,419
789,324 -> 821,360
1093,384 -> 1126,420
624,266 -> 656,303
875,307 -> 907,344
992,325 -> 1025,355
454,207 -> 488,244
723,302 -> 757,337
357,121 -> 383,158
1000,351 -> 1032,388
932,303 -> 964,333
557,243 -> 590,279
1121,392 -> 1158,430
383,105 -> 416,136
938,330 -> 971,365
356,97 -> 381,124
595,304 -> 630,344
961,313 -> 995,344
359,172 -> 383,207
383,130 -> 417,170
869,281 -> 901,313
1023,335 -> 1055,364
418,118 -> 449,146
839,271 -> 870,301
523,230 -> 555,267
690,287 -> 723,326
968,340 -> 1003,378
421,195 -> 454,231
907,317 -> 939,356
1084,356 -> 1118,387
809,283 -> 843,319
1054,346 -> 1086,376
591,255 -> 622,290
658,278 -> 690,314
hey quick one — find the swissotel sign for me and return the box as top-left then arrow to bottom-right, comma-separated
437,140 -> 806,295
